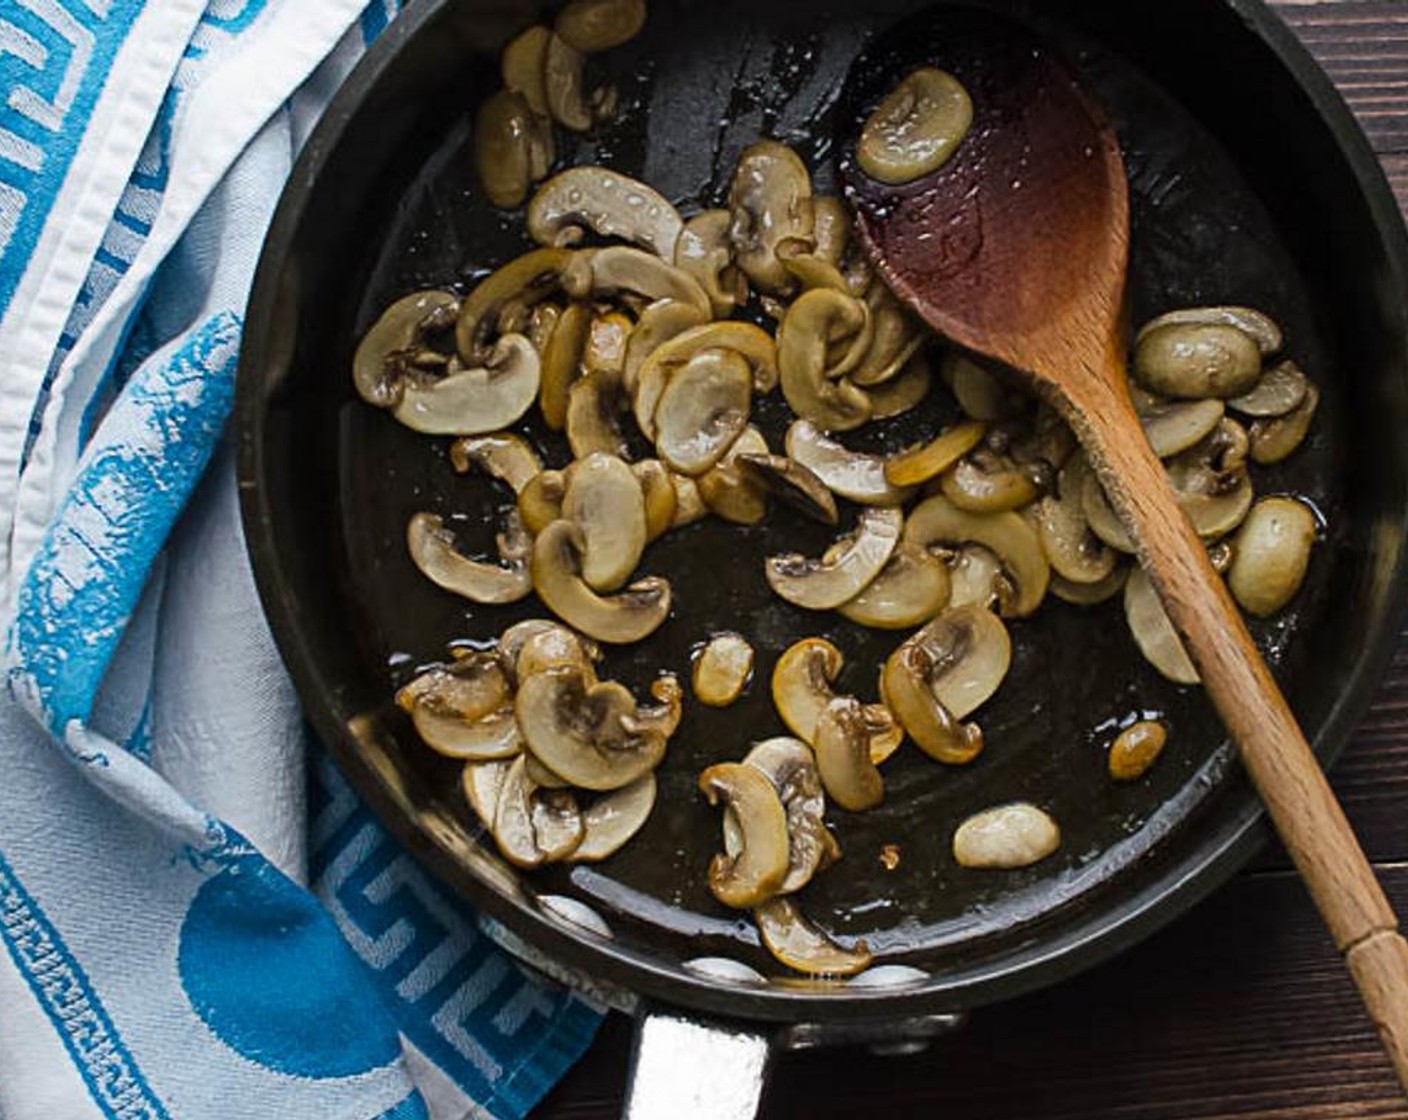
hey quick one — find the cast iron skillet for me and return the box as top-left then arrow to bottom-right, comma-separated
236,0 -> 1408,1110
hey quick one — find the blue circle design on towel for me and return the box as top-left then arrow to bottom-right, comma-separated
178,852 -> 400,1078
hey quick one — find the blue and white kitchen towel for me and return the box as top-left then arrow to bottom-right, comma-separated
0,2 -> 602,1118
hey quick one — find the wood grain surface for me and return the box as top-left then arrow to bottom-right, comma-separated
535,3 -> 1408,1115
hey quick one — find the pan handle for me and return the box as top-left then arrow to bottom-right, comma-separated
623,1008 -> 773,1120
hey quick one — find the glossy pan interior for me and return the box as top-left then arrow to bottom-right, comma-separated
237,0 -> 1408,1023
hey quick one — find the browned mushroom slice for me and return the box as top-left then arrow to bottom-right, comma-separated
837,542 -> 951,629
696,425 -> 770,526
555,0 -> 647,51
1124,567 -> 1198,684
1227,358 -> 1308,418
1032,454 -> 1117,585
851,286 -> 923,387
562,452 -> 647,591
884,420 -> 986,487
771,638 -> 845,745
766,508 -> 902,610
813,697 -> 884,812
562,245 -> 711,317
785,420 -> 914,506
736,454 -> 838,526
456,248 -> 570,362
778,288 -> 872,432
570,774 -> 657,863
753,898 -> 872,976
517,665 -> 669,791
1133,321 -> 1262,399
449,433 -> 543,494
539,301 -> 593,431
531,520 -> 671,644
735,738 -> 833,894
492,756 -> 584,868
565,368 -> 631,460
622,299 -> 711,396
584,311 -> 633,378
528,166 -> 682,258
865,352 -> 933,419
693,633 -> 755,708
474,90 -> 553,210
631,459 -> 679,541
505,620 -> 601,684
699,762 -> 791,909
669,470 -> 710,527
518,469 -> 567,534
501,25 -> 552,114
407,511 -> 532,605
353,290 -> 460,408
397,654 -> 515,759
393,335 -> 542,436
544,32 -> 609,132
903,495 -> 1049,617
634,322 -> 779,436
1249,382 -> 1319,465
675,209 -> 748,317
653,348 -> 753,476
1226,497 -> 1317,617
728,140 -> 814,294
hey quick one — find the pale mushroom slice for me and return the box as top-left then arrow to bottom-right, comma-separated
946,353 -> 1027,421
528,167 -> 683,259
1125,567 -> 1199,684
1133,321 -> 1262,399
810,196 -> 851,266
584,310 -> 633,378
814,697 -> 884,812
1138,398 -> 1226,459
517,665 -> 669,791
562,452 -> 648,591
1136,305 -> 1283,357
908,604 -> 1013,721
622,298 -> 711,396
570,774 -> 657,863
354,290 -> 461,408
953,802 -> 1060,869
777,288 -> 873,432
769,638 -> 900,764
740,737 -> 834,893
766,507 -> 902,611
631,459 -> 679,541
785,420 -> 915,506
675,210 -> 748,317
1050,564 -> 1129,607
753,898 -> 872,977
881,640 -> 983,765
1227,496 -> 1317,617
407,511 -> 533,605
474,90 -> 554,210
397,654 -> 516,760
693,633 -> 755,707
669,470 -> 710,527
507,621 -> 602,684
653,348 -> 753,476
544,31 -> 611,132
904,495 -> 1050,617
728,140 -> 815,294
858,66 -> 973,185
1163,420 -> 1256,539
449,433 -> 543,493
634,322 -> 779,436
456,248 -> 571,361
554,0 -> 647,52
942,544 -> 1012,613
531,519 -> 672,644
837,542 -> 951,629
940,447 -> 1046,514
1032,455 -> 1117,585
696,425 -> 770,526
699,762 -> 791,909
518,469 -> 567,534
501,24 -> 552,114
736,454 -> 839,526
540,301 -> 594,431
463,758 -> 515,831
866,351 -> 934,419
393,334 -> 542,435
1081,470 -> 1136,554
884,419 -> 986,487
1227,359 -> 1309,418
563,245 -> 711,318
1250,382 -> 1319,465
566,368 -> 630,460
492,756 -> 585,868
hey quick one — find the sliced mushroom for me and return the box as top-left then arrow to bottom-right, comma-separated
753,898 -> 873,976
1124,567 -> 1199,684
693,633 -> 755,707
785,420 -> 915,506
570,774 -> 657,862
778,288 -> 873,432
1164,420 -> 1255,538
780,246 -> 853,298
1080,470 -> 1136,554
629,459 -> 678,541
851,289 -> 923,387
771,637 -> 845,745
952,802 -> 1059,869
531,519 -> 671,643
563,245 -> 711,317
493,755 -> 584,868
1133,322 -> 1263,399
947,354 -> 1026,421
397,654 -> 518,760
544,32 -> 607,132
1108,720 -> 1168,782
528,167 -> 683,259
475,90 -> 553,211
1249,382 -> 1319,464
1139,398 -> 1225,459
518,469 -> 567,534
728,140 -> 814,294
699,762 -> 791,909
509,621 -> 602,683
837,542 -> 951,629
463,758 -> 514,831
1136,305 -> 1282,357
622,675 -> 684,741
858,66 -> 973,185
538,300 -> 593,430
866,351 -> 934,419
449,432 -> 543,493
555,0 -> 646,51
1227,358 -> 1309,418
566,368 -> 630,459
622,298 -> 711,396
892,603 -> 1011,721
675,210 -> 747,317
561,452 -> 647,591
810,196 -> 850,265
696,425 -> 770,525
354,290 -> 460,408
634,322 -> 779,436
740,737 -> 833,893
942,544 -> 1012,613
407,511 -> 532,604
584,310 -> 632,376
394,334 -> 541,435
814,697 -> 884,811
517,665 -> 668,790
736,454 -> 838,526
1227,496 -> 1317,617
501,24 -> 552,115
653,348 -> 753,475
885,420 -> 986,487
940,447 -> 1045,513
1049,564 -> 1128,606
1032,455 -> 1116,585
904,495 -> 1049,617
669,469 -> 709,527
457,248 -> 570,361
766,507 -> 902,610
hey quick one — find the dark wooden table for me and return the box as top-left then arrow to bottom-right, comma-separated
536,3 -> 1408,1115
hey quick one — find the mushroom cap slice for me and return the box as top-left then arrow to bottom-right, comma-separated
474,90 -> 542,211
952,802 -> 1060,869
865,351 -> 933,420
562,452 -> 648,592
570,774 -> 657,863
696,425 -> 770,525
1033,455 -> 1117,585
778,288 -> 873,432
786,420 -> 915,506
771,638 -> 844,744
728,140 -> 814,294
413,702 -> 521,762
1227,358 -> 1309,418
741,737 -> 833,894
393,334 -> 541,435
885,420 -> 986,488
940,448 -> 1044,514
493,755 -> 584,868
517,665 -> 668,791
565,368 -> 630,460
903,495 -> 1049,617
456,248 -> 570,361
946,353 -> 1026,421
501,24 -> 552,115
1227,496 -> 1317,618
1250,382 -> 1319,465
943,544 -> 1012,613
693,633 -> 755,708
543,32 -> 599,132
1050,564 -> 1129,607
810,195 -> 851,265
669,468 -> 710,527
1136,305 -> 1282,357
540,301 -> 594,431
354,290 -> 460,408
766,507 -> 902,611
449,432 -> 543,494
555,0 -> 647,52
397,655 -> 515,758
622,298 -> 711,396
676,209 -> 748,317
813,697 -> 884,812
631,459 -> 679,541
906,604 -> 1012,720
836,542 -> 951,629
654,348 -> 753,476
407,511 -> 532,605
857,66 -> 973,185
528,166 -> 683,259
736,454 -> 839,526
508,621 -> 602,684
531,520 -> 672,644
881,642 -> 984,765
753,898 -> 872,977
699,762 -> 791,909
634,322 -> 779,436
563,245 -> 711,317
1138,398 -> 1225,459
1124,567 -> 1199,684
518,469 -> 567,534
1133,322 -> 1262,399
462,758 -> 515,830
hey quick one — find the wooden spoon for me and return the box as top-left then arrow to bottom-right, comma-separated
839,5 -> 1408,1088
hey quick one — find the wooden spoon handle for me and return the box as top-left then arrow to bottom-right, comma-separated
1070,373 -> 1408,1090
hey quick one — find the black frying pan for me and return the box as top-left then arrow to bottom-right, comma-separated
235,0 -> 1408,1112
